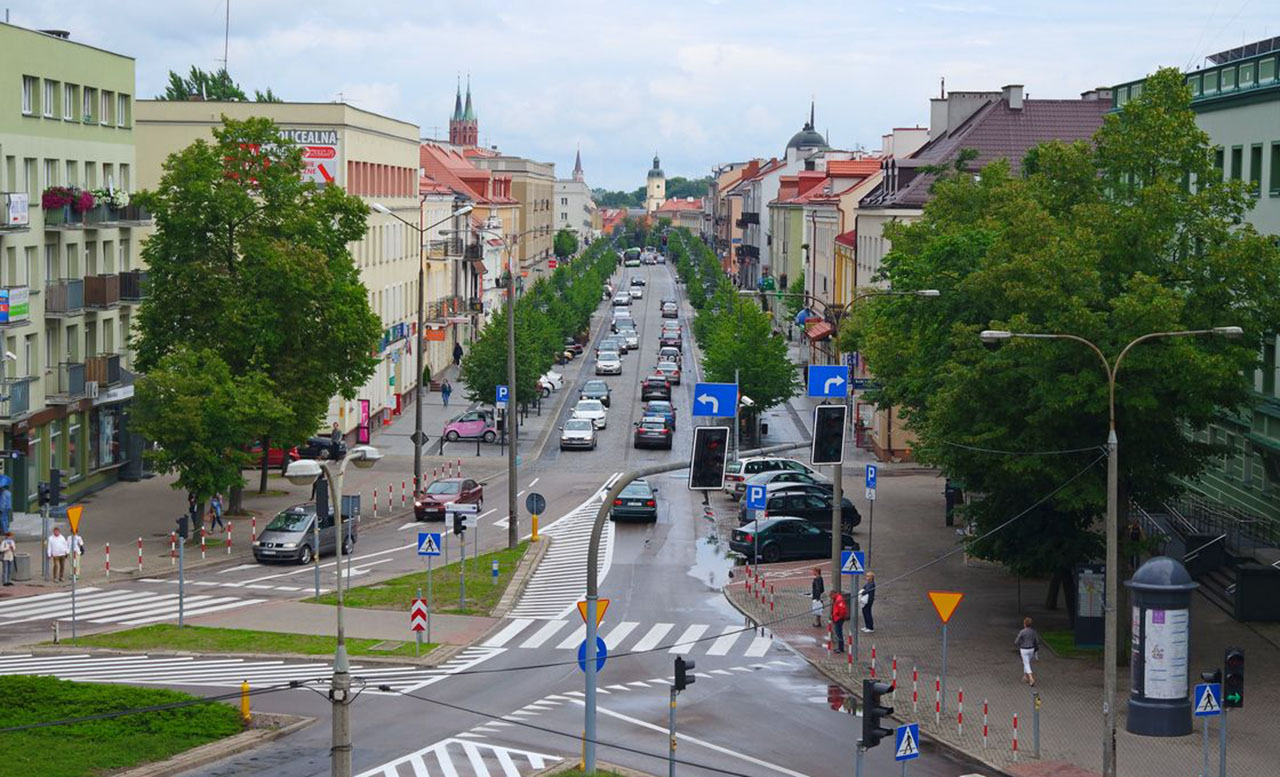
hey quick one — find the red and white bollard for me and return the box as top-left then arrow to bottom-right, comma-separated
456,458 -> 462,477
251,515 -> 257,544
1012,713 -> 1019,760
387,483 -> 392,511
912,666 -> 919,713
446,461 -> 453,478
373,488 -> 378,519
170,532 -> 176,566
137,536 -> 143,572
769,584 -> 775,613
846,646 -> 853,673
869,644 -> 877,678
891,655 -> 898,689
401,480 -> 406,509
935,676 -> 941,725
957,687 -> 964,735
105,542 -> 110,581
200,528 -> 207,560
982,699 -> 989,749
226,524 -> 232,555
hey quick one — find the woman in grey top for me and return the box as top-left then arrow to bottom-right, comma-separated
1015,617 -> 1039,686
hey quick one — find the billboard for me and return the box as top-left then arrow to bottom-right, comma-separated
278,128 -> 341,186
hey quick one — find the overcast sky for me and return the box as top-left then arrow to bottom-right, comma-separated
10,1 -> 1275,190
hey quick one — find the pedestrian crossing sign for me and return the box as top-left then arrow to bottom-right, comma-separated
839,550 -> 866,576
894,723 -> 920,761
417,532 -> 442,557
1194,683 -> 1222,717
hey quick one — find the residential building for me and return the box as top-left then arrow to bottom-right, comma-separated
1115,38 -> 1280,521
555,149 -> 596,243
708,161 -> 754,273
599,208 -> 628,236
644,154 -> 665,213
470,151 -> 556,278
136,100 -> 424,441
654,196 -> 705,231
0,24 -> 146,509
418,176 -> 475,380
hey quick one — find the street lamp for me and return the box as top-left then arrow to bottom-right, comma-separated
978,325 -> 1242,777
370,201 -> 474,496
285,444 -> 383,777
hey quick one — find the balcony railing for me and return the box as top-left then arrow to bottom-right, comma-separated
120,269 -> 148,301
44,206 -> 85,230
117,203 -> 152,225
427,238 -> 464,258
47,361 -> 86,403
84,274 -> 120,308
85,353 -> 121,386
45,279 -> 85,315
0,377 -> 34,418
82,205 -> 119,228
738,211 -> 760,226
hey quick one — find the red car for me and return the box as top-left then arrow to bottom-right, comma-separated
245,442 -> 298,469
414,478 -> 484,521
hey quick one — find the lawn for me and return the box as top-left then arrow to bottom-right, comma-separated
1041,629 -> 1103,659
313,541 -> 530,616
71,624 -> 434,658
0,675 -> 242,777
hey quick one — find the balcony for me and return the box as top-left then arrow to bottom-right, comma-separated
0,286 -> 31,328
45,279 -> 85,316
2,193 -> 31,234
47,361 -> 86,404
736,211 -> 760,228
120,269 -> 148,301
85,353 -> 121,387
464,243 -> 482,260
427,237 -> 464,259
84,274 -> 120,309
44,205 -> 85,230
117,203 -> 152,226
82,205 -> 119,229
0,377 -> 34,418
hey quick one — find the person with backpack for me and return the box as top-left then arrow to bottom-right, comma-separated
831,591 -> 849,653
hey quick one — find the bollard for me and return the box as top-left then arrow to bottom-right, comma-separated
251,515 -> 257,544
826,623 -> 832,656
769,584 -> 775,613
491,558 -> 499,580
170,532 -> 176,566
373,488 -> 378,519
387,482 -> 392,511
226,524 -> 232,555
846,647 -> 852,673
891,656 -> 898,690
105,543 -> 110,581
870,645 -> 877,678
402,480 -> 407,509
957,687 -> 963,735
137,536 -> 143,572
1033,692 -> 1041,759
912,666 -> 919,713
935,676 -> 941,725
457,458 -> 462,477
1012,713 -> 1019,760
200,528 -> 207,560
240,679 -> 251,724
982,699 -> 989,748
53,621 -> 59,644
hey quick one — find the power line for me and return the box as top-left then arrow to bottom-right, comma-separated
942,440 -> 1104,456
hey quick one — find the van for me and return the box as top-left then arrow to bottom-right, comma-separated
252,502 -> 358,565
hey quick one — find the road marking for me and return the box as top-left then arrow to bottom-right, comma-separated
669,624 -> 708,654
519,620 -> 569,649
355,737 -> 559,777
528,478 -> 539,488
603,621 -> 639,647
398,522 -> 419,531
219,564 -> 259,574
555,624 -> 587,650
745,635 -> 773,657
706,626 -> 742,656
483,618 -> 535,648
234,542 -> 417,585
629,623 -> 674,652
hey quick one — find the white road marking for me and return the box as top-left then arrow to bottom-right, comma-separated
669,624 -> 708,654
631,622 -> 674,652
482,618 -> 536,648
745,635 -> 774,657
706,625 -> 742,656
519,620 -> 569,649
603,620 -> 640,647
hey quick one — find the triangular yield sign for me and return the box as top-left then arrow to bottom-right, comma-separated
895,727 -> 918,758
65,504 -> 83,535
928,591 -> 964,624
1196,687 -> 1221,714
577,598 -> 609,627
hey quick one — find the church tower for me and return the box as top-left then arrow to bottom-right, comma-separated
645,153 -> 665,213
449,77 -> 479,147
573,148 -> 585,183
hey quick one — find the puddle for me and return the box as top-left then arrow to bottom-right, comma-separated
687,535 -> 737,590
804,684 -> 858,714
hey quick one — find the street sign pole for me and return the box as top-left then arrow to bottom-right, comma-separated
70,529 -> 77,640
832,459 -> 843,599
928,592 -> 963,716
854,745 -> 865,777
1203,711 -> 1210,777
584,594 -> 599,770
427,553 -> 433,644
40,504 -> 49,581
941,621 -> 949,716
865,464 -> 878,567
177,526 -> 185,628
668,685 -> 678,777
1220,709 -> 1227,777
459,524 -> 467,610
733,368 -> 740,461
415,586 -> 422,657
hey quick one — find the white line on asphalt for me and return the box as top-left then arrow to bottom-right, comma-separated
555,624 -> 587,650
234,542 -> 416,584
219,564 -> 259,574
528,478 -> 539,488
482,619 -> 535,648
630,623 -> 673,653
519,620 -> 569,649
705,625 -> 742,656
516,489 -> 525,497
745,635 -> 773,657
478,508 -> 496,519
398,522 -> 419,531
668,624 -> 708,654
603,621 -> 640,647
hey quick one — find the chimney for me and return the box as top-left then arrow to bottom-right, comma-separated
1080,87 -> 1114,102
1003,84 -> 1024,110
929,97 -> 948,140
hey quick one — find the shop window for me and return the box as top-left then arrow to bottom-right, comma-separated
68,416 -> 81,481
91,405 -> 123,470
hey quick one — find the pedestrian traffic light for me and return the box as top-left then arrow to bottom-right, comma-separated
861,679 -> 894,750
1223,647 -> 1244,708
48,468 -> 62,506
453,510 -> 465,536
37,482 -> 49,507
175,514 -> 190,540
811,404 -> 847,465
674,656 -> 695,691
688,426 -> 729,490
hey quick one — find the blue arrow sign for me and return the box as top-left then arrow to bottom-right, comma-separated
1194,683 -> 1222,717
693,382 -> 738,418
417,532 -> 442,557
894,723 -> 920,761
495,384 -> 509,405
577,636 -> 608,673
745,484 -> 767,511
807,365 -> 849,398
840,550 -> 866,576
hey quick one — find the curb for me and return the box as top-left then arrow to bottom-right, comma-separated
111,713 -> 314,777
491,535 -> 551,619
530,758 -> 659,777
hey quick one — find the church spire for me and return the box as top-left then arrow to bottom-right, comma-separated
463,74 -> 475,121
452,76 -> 462,122
573,147 -> 584,182
808,100 -> 815,130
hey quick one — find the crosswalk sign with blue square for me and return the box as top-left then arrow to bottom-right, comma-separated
840,550 -> 866,576
894,723 -> 920,761
417,532 -> 442,557
745,484 -> 767,511
1194,683 -> 1222,717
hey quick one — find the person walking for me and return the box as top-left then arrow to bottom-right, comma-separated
47,527 -> 69,583
810,567 -> 825,628
859,571 -> 877,633
453,342 -> 464,367
831,591 -> 849,653
207,493 -> 225,532
441,379 -> 453,408
0,531 -> 15,586
1015,617 -> 1040,686
330,422 -> 342,447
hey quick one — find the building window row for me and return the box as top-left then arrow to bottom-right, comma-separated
346,161 -> 414,197
20,75 -> 131,127
2,153 -> 132,198
1212,140 -> 1280,197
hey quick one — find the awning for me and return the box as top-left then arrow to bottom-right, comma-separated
468,258 -> 487,275
805,320 -> 835,341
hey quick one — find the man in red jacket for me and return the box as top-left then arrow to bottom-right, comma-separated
831,592 -> 849,653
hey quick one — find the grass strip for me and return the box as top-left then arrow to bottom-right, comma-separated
69,623 -> 433,658
0,675 -> 242,777
1041,629 -> 1103,659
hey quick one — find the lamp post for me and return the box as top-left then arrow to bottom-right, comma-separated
978,325 -> 1242,777
286,444 -> 384,777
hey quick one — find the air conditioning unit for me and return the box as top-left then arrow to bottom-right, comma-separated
86,381 -> 99,399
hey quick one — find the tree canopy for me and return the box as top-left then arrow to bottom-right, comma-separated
553,228 -> 579,259
158,66 -> 282,102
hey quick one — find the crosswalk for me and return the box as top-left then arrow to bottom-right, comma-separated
481,617 -> 774,659
356,737 -> 560,777
138,577 -> 329,594
0,646 -> 502,695
508,474 -> 619,619
0,586 -> 266,627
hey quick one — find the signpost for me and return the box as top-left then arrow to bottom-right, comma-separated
894,723 -> 920,774
806,364 -> 849,398
844,548 -> 867,659
1194,681 -> 1222,777
578,636 -> 608,673
692,382 -> 737,418
410,597 -> 428,656
865,464 -> 877,564
417,532 -> 441,644
496,384 -> 509,409
928,591 -> 964,716
745,484 -> 766,565
526,492 -> 546,542
840,550 -> 866,576
66,504 -> 83,639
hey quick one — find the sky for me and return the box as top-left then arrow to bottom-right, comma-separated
9,1 -> 1276,190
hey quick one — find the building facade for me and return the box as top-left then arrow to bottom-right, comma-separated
0,24 -> 146,510
470,153 -> 555,277
555,149 -> 596,243
644,155 -> 665,213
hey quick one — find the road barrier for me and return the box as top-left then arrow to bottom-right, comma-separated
957,687 -> 964,735
982,699 -> 989,748
251,516 -> 257,544
226,524 -> 232,555
1012,712 -> 1019,760
104,542 -> 110,581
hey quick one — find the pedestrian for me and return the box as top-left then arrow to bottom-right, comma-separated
207,493 -> 225,532
441,379 -> 453,408
330,422 -> 342,447
860,571 -> 876,633
1127,517 -> 1143,569
810,566 -> 825,628
0,531 -> 15,586
831,591 -> 849,653
453,341 -> 464,367
47,527 -> 69,583
0,482 -> 11,535
1015,616 -> 1040,687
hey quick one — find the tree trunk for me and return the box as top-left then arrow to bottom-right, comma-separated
1044,570 -> 1062,610
258,435 -> 270,494
1061,567 -> 1078,628
229,485 -> 244,515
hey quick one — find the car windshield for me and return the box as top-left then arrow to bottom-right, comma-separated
620,481 -> 652,497
657,362 -> 678,371
425,481 -> 461,495
576,400 -> 604,413
583,381 -> 607,393
616,321 -> 636,330
598,351 -> 619,361
647,401 -> 672,412
565,419 -> 594,431
266,510 -> 312,531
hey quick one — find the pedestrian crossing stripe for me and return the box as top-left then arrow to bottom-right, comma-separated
840,550 -> 865,575
417,532 -> 442,556
355,737 -> 560,777
895,723 -> 920,761
1194,683 -> 1222,716
480,617 -> 774,658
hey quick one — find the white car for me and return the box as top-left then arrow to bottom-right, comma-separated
612,294 -> 631,307
573,399 -> 608,430
559,418 -> 598,451
540,370 -> 564,391
595,351 -> 623,375
617,328 -> 639,350
630,287 -> 644,299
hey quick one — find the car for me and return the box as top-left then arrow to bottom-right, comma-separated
655,253 -> 667,264
660,296 -> 677,306
245,442 -> 295,470
659,331 -> 683,351
612,294 -> 632,306
658,346 -> 682,365
661,322 -> 682,336
724,456 -> 821,499
633,416 -> 674,449
614,317 -> 637,332
443,409 -> 498,443
572,398 -> 608,429
643,400 -> 677,430
414,478 -> 483,521
294,436 -> 347,461
744,468 -> 834,493
640,375 -> 672,401
655,360 -> 681,385
619,329 -> 640,350
563,338 -> 584,356
610,313 -> 633,333
661,302 -> 679,318
560,418 -> 598,451
540,370 -> 564,392
762,482 -> 834,501
598,335 -> 628,355
736,490 -> 862,531
729,517 -> 857,563
629,277 -> 646,287
629,286 -> 644,300
595,350 -> 623,375
610,478 -> 659,522
602,283 -> 614,299
253,502 -> 358,564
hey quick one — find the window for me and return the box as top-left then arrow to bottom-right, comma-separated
100,90 -> 111,125
1213,147 -> 1225,180
44,243 -> 57,285
68,415 -> 81,481
1230,146 -> 1243,181
116,94 -> 128,127
1222,67 -> 1237,91
43,79 -> 55,117
82,87 -> 94,122
1204,70 -> 1220,94
91,405 -> 123,470
1271,142 -> 1280,197
1250,144 -> 1263,196
42,158 -> 57,189
65,160 -> 77,188
1262,57 -> 1278,84
21,76 -> 35,115
23,334 -> 35,379
1187,74 -> 1202,96
44,326 -> 55,369
1241,63 -> 1255,88
63,84 -> 75,120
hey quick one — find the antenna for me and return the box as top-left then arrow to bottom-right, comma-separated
221,1 -> 230,71
940,76 -> 945,98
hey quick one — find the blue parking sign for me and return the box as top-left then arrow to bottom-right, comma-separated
496,384 -> 509,406
745,484 -> 767,511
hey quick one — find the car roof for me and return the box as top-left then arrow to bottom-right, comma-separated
431,477 -> 467,484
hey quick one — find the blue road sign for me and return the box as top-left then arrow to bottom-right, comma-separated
1194,683 -> 1222,717
692,382 -> 738,418
894,723 -> 920,762
840,550 -> 866,576
865,464 -> 878,490
417,532 -> 442,557
852,377 -> 880,390
745,484 -> 767,511
495,384 -> 509,406
577,636 -> 608,673
807,365 -> 849,398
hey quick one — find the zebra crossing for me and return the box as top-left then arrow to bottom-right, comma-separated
481,617 -> 775,659
138,577 -> 329,594
507,473 -> 619,619
0,645 -> 502,695
0,586 -> 267,627
355,737 -> 560,777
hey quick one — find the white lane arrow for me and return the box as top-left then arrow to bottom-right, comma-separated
823,375 -> 846,394
697,393 -> 719,414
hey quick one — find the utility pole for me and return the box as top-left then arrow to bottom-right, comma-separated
505,241 -> 518,549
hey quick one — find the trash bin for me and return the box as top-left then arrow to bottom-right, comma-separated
12,552 -> 31,582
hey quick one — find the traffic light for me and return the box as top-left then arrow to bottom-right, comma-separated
674,656 -> 695,691
861,679 -> 894,750
175,514 -> 190,540
37,482 -> 49,507
811,404 -> 847,465
688,426 -> 729,490
48,468 -> 62,506
1200,668 -> 1222,684
453,510 -> 465,536
1224,647 -> 1244,708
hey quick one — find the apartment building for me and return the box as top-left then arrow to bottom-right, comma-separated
555,149 -> 596,243
470,153 -> 555,277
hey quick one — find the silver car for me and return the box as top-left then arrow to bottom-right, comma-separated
253,502 -> 357,565
559,418 -> 598,451
596,350 -> 623,375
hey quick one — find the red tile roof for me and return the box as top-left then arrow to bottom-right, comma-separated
655,197 -> 705,213
835,230 -> 856,247
827,159 -> 882,178
420,142 -> 519,205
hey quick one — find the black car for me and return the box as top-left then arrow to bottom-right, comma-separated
610,478 -> 659,522
294,436 -> 347,461
598,336 -> 627,355
580,379 -> 612,407
630,277 -> 646,287
633,416 -> 674,449
730,517 -> 857,563
737,490 -> 862,531
640,375 -> 672,401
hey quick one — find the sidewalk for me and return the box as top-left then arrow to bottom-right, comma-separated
725,471 -> 1280,777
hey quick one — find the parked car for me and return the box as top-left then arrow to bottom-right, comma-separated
612,294 -> 632,307
633,416 -> 674,450
640,375 -> 672,401
743,468 -> 834,494
415,478 -> 483,521
294,436 -> 347,461
253,502 -> 357,564
563,338 -> 584,356
629,277 -> 646,287
662,302 -> 679,318
573,399 -> 609,429
245,442 -> 295,470
610,478 -> 659,522
761,483 -> 833,501
559,418 -> 598,451
580,379 -> 612,407
596,350 -> 623,375
730,517 -> 857,563
658,346 -> 682,365
736,490 -> 862,531
655,360 -> 681,385
643,400 -> 677,430
724,457 -> 820,499
443,409 -> 498,443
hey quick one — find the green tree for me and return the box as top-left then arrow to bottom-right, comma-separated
663,176 -> 712,200
158,66 -> 281,102
134,117 -> 381,504
785,270 -> 806,319
845,68 -> 1280,590
553,228 -> 579,259
699,284 -> 799,418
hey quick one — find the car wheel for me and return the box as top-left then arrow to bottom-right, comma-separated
542,386 -> 552,398
762,544 -> 782,563
483,430 -> 496,443
445,430 -> 460,442
298,545 -> 314,565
